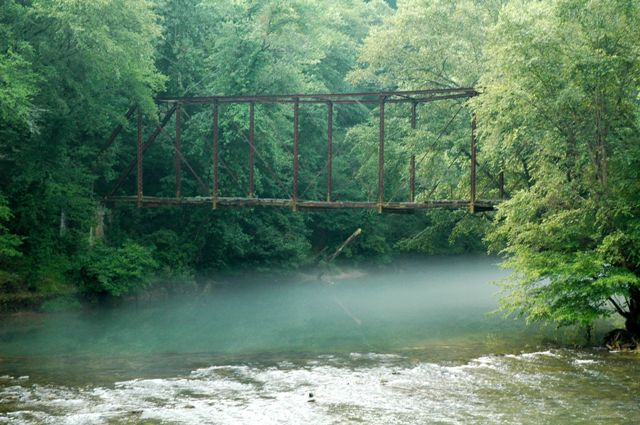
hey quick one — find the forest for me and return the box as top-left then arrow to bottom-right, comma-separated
1,0 -> 640,339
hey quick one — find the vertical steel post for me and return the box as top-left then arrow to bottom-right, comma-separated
411,101 -> 417,128
327,101 -> 333,202
292,97 -> 299,211
136,107 -> 143,208
212,100 -> 219,209
377,96 -> 385,213
410,156 -> 416,203
410,101 -> 417,203
249,102 -> 255,197
470,113 -> 477,213
175,102 -> 182,199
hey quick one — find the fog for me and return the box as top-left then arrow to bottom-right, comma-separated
0,255 -> 542,383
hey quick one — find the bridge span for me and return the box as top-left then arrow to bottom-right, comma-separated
100,88 -> 502,213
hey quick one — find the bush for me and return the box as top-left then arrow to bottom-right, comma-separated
81,242 -> 158,297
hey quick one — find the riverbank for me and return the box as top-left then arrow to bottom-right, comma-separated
0,256 -> 386,314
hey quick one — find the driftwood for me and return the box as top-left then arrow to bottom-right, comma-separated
327,228 -> 362,263
317,228 -> 364,326
318,228 -> 363,277
603,329 -> 639,350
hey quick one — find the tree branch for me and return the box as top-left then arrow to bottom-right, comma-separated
609,297 -> 629,318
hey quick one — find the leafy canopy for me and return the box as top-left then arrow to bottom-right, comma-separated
476,0 -> 640,327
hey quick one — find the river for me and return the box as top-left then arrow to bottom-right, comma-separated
0,255 -> 638,424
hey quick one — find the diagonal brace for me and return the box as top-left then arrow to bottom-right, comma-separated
107,105 -> 177,197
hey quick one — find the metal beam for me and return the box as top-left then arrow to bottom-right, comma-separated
175,150 -> 209,195
107,105 -> 177,197
96,105 -> 137,159
292,98 -> 299,211
175,103 -> 182,199
470,113 -> 477,213
156,88 -> 477,104
106,195 -> 498,212
327,101 -> 333,202
410,101 -> 417,202
212,101 -> 219,209
378,96 -> 385,213
248,102 -> 255,197
154,93 -> 474,106
136,108 -> 143,208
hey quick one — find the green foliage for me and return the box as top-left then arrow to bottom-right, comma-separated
349,0 -> 501,88
0,0 -> 507,309
477,0 -> 640,330
12,0 -> 639,325
111,0 -> 411,277
31,253 -> 75,295
396,210 -> 489,254
0,194 -> 21,259
146,229 -> 195,278
340,0 -> 503,255
81,242 -> 158,297
0,0 -> 164,300
0,1 -> 38,130
0,270 -> 23,293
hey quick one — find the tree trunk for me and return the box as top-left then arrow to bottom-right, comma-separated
626,286 -> 640,337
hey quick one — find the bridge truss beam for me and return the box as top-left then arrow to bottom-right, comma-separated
103,88 -> 502,213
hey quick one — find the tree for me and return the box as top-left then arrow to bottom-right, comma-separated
348,0 -> 504,88
0,194 -> 21,259
109,0 -> 399,273
0,0 -> 164,293
346,0 -> 505,254
475,0 -> 640,336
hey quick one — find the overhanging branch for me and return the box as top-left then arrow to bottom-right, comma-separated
609,297 -> 629,318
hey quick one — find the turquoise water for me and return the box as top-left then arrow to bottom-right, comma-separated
0,255 -> 638,424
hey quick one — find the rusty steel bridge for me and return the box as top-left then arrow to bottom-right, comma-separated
101,87 -> 502,213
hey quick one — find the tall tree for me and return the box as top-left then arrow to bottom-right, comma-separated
475,0 -> 640,335
347,0 -> 504,251
0,0 -> 164,291
108,0 -> 398,274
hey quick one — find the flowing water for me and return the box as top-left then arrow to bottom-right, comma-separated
0,255 -> 638,424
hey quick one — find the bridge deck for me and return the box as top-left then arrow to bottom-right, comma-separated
106,196 -> 498,213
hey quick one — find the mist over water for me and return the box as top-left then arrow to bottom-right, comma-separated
0,256 -> 511,358
1,255 -> 639,424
